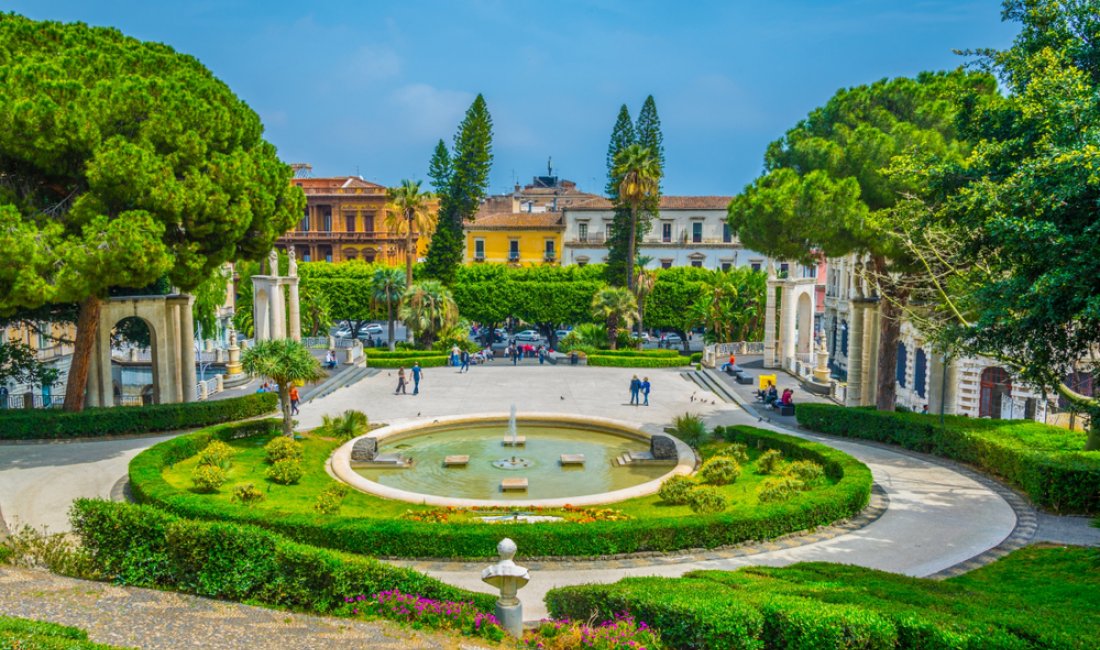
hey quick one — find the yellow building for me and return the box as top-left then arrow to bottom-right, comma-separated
464,212 -> 564,265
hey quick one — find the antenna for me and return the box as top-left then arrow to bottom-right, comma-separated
547,156 -> 553,177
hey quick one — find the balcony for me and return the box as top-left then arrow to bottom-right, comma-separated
567,233 -> 607,245
544,253 -> 557,262
279,231 -> 409,243
508,253 -> 521,263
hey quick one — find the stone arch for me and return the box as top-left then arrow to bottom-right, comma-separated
796,291 -> 813,355
979,367 -> 1012,418
110,315 -> 161,406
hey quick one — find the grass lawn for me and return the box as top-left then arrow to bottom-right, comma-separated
161,434 -> 834,522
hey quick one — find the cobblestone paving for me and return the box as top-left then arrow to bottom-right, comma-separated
0,566 -> 492,650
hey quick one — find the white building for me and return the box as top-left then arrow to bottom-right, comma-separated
562,196 -> 770,271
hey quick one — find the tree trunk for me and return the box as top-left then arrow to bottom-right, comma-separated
608,316 -> 619,350
279,384 -> 294,437
405,211 -> 415,287
387,303 -> 396,352
63,296 -> 101,412
626,207 -> 638,291
1086,411 -> 1100,451
873,258 -> 909,412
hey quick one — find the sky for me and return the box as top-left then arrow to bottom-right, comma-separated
7,1 -> 1020,197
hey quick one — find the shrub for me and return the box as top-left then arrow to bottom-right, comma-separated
784,460 -> 825,487
757,449 -> 784,474
316,410 -> 369,441
0,392 -> 277,441
757,476 -> 804,503
231,483 -> 265,506
0,615 -> 125,650
191,464 -> 226,493
314,485 -> 349,515
717,442 -> 749,463
366,355 -> 449,369
671,412 -> 708,447
586,354 -> 689,368
698,457 -> 741,485
796,403 -> 1100,513
689,352 -> 702,364
657,474 -> 695,505
264,436 -> 303,464
687,485 -> 728,514
345,590 -> 504,642
266,458 -> 303,485
523,613 -> 661,650
196,440 -> 233,469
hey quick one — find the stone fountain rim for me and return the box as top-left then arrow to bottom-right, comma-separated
329,412 -> 696,508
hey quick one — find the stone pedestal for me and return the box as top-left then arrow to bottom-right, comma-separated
813,338 -> 831,383
481,539 -> 530,639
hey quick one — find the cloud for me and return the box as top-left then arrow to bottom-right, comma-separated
385,84 -> 475,141
347,44 -> 402,82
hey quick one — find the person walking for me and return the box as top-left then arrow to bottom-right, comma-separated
412,362 -> 423,395
511,344 -> 520,366
395,366 -> 407,395
629,375 -> 641,405
459,350 -> 470,373
641,377 -> 651,406
289,384 -> 301,415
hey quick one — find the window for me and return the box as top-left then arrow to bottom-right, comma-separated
320,245 -> 333,263
751,261 -> 762,272
363,213 -> 375,233
803,265 -> 816,278
320,207 -> 332,232
299,210 -> 310,232
661,260 -> 673,269
605,224 -> 612,240
474,239 -> 485,260
690,260 -> 703,268
914,349 -> 927,398
896,342 -> 908,388
662,223 -> 672,242
779,262 -> 789,277
692,222 -> 703,243
544,239 -> 555,259
509,240 -> 520,261
840,321 -> 848,357
723,224 -> 732,243
578,223 -> 588,242
721,262 -> 731,272
979,367 -> 1012,418
345,214 -> 356,232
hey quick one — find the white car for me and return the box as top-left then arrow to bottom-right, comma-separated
364,323 -> 385,336
514,329 -> 541,343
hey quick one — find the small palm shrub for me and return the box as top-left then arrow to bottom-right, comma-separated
756,449 -> 784,475
231,482 -> 265,506
657,475 -> 696,505
672,413 -> 708,448
317,410 -> 369,441
716,442 -> 749,463
698,457 -> 741,485
784,460 -> 825,487
757,476 -> 805,503
265,436 -> 304,464
197,440 -> 233,469
687,485 -> 728,514
191,464 -> 226,492
314,484 -> 350,514
267,458 -> 304,485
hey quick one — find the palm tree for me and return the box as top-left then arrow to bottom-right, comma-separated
399,279 -> 458,349
241,339 -> 325,437
613,144 -> 660,291
371,267 -> 406,351
386,180 -> 437,287
591,287 -> 637,350
634,268 -> 656,347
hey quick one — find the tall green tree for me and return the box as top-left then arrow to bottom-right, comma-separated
241,339 -> 323,438
192,266 -> 230,341
0,15 -> 304,411
423,95 -> 493,285
427,139 -> 452,193
385,180 -> 437,287
893,1 -> 1100,448
371,266 -> 406,352
613,144 -> 661,292
591,287 -> 637,350
728,70 -> 996,410
400,280 -> 459,348
635,95 -> 666,173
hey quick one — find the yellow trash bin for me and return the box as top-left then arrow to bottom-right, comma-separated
758,374 -> 777,391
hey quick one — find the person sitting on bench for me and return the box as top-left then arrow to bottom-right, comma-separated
755,381 -> 774,401
772,388 -> 793,410
762,384 -> 779,406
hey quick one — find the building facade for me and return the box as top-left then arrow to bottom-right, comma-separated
276,176 -> 432,266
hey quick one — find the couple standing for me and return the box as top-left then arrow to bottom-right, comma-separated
395,362 -> 423,395
629,375 -> 651,406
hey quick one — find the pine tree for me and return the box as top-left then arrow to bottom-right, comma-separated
427,139 -> 452,193
605,98 -> 663,286
605,105 -> 635,198
635,95 -> 666,173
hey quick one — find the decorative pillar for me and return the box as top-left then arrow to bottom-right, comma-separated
942,357 -> 959,415
780,284 -> 797,369
226,329 -> 243,377
845,302 -> 864,407
215,374 -> 224,393
481,538 -> 530,639
763,280 -> 779,368
288,278 -> 301,342
176,295 -> 197,402
861,306 -> 878,407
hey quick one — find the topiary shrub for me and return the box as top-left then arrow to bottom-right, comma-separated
191,464 -> 226,493
784,460 -> 825,487
758,476 -> 804,503
197,440 -> 233,469
657,475 -> 696,505
717,442 -> 749,463
757,449 -> 784,475
265,436 -> 303,464
314,484 -> 350,515
231,483 -> 265,506
698,457 -> 742,485
266,458 -> 303,485
687,486 -> 728,514
316,410 -> 369,441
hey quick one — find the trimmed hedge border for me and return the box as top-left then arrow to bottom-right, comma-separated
580,349 -> 681,358
365,349 -> 448,358
795,403 -> 1100,513
366,355 -> 450,369
69,498 -> 495,615
0,393 -> 278,441
130,423 -> 872,559
586,355 -> 690,368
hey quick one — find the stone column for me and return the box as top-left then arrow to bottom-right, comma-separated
287,277 -> 301,342
942,357 -> 959,415
862,306 -> 878,407
175,295 -> 197,403
845,302 -> 864,407
763,281 -> 779,367
780,284 -> 797,370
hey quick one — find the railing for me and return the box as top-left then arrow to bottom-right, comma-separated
302,336 -> 331,349
280,231 -> 409,243
703,342 -> 766,368
570,234 -> 607,245
3,392 -> 66,409
117,395 -> 144,407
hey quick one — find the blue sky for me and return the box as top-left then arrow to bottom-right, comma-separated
8,1 -> 1018,196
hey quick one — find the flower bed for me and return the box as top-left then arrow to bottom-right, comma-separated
342,590 -> 504,642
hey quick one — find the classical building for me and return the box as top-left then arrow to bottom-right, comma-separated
276,176 -> 433,265
562,196 -> 770,271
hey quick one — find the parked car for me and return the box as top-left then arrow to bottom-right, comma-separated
554,329 -> 571,341
514,329 -> 542,343
662,333 -> 683,346
364,323 -> 384,336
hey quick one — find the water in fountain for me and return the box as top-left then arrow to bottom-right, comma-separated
508,404 -> 518,444
492,405 -> 531,469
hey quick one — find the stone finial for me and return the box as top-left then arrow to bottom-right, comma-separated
268,248 -> 279,276
288,247 -> 298,277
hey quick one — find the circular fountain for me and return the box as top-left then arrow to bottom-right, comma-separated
330,411 -> 695,507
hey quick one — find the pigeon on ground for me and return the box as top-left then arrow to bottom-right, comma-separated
417,412 -> 421,417
560,396 -> 565,400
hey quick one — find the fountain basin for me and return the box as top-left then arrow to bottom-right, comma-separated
330,413 -> 696,507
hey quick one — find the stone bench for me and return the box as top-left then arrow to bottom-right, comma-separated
443,455 -> 470,467
778,404 -> 796,417
735,374 -> 754,385
559,454 -> 585,465
501,478 -> 528,491
502,436 -> 526,446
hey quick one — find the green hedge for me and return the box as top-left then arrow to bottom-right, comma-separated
69,499 -> 495,615
546,546 -> 1096,649
586,354 -> 690,368
795,403 -> 1100,513
366,355 -> 450,368
0,393 -> 278,441
580,349 -> 681,358
0,615 -> 124,650
131,424 -> 871,559
365,349 -> 447,358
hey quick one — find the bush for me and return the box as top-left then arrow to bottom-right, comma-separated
784,460 -> 825,487
796,403 -> 1100,513
266,458 -> 303,485
756,449 -> 784,474
314,485 -> 349,515
717,442 -> 749,463
671,412 -> 708,447
315,410 -> 369,441
264,436 -> 303,464
757,476 -> 804,503
366,355 -> 449,368
586,354 -> 689,368
0,615 -> 125,649
657,475 -> 696,505
231,483 -> 265,506
347,590 -> 504,642
0,392 -> 277,441
689,352 -> 702,363
196,440 -> 233,469
523,613 -> 661,650
69,499 -> 495,614
191,464 -> 226,493
698,457 -> 741,485
686,486 -> 728,514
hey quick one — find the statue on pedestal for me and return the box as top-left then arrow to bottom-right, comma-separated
481,538 -> 529,638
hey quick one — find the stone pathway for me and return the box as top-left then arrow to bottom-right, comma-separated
0,565 -> 489,650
